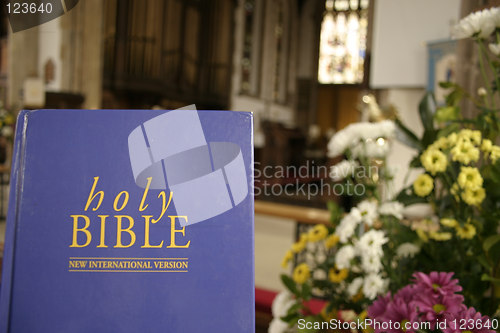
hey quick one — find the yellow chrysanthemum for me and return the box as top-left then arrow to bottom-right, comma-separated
461,186 -> 486,206
324,234 -> 340,249
429,231 -> 453,241
416,229 -> 429,242
451,140 -> 480,165
457,166 -> 483,190
413,174 -> 434,197
281,250 -> 293,268
328,267 -> 348,283
308,224 -> 329,242
447,133 -> 458,146
440,218 -> 458,228
429,137 -> 449,150
481,139 -> 493,153
421,148 -> 448,175
293,263 -> 310,284
456,223 -> 477,239
458,129 -> 481,145
291,234 -> 308,253
491,146 -> 500,163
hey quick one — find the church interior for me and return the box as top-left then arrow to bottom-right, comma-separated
1,1 -> 499,332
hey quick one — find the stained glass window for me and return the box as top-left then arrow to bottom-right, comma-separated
318,0 -> 369,84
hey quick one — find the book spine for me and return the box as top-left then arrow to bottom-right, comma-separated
0,110 -> 31,333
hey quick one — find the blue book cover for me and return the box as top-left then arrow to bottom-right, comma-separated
0,109 -> 255,332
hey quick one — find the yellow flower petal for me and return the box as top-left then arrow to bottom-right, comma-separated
456,224 -> 476,239
328,267 -> 349,283
421,148 -> 448,175
324,234 -> 340,249
461,186 -> 486,206
307,224 -> 329,242
293,263 -> 310,284
457,166 -> 483,189
440,218 -> 458,228
281,250 -> 294,268
413,174 -> 434,197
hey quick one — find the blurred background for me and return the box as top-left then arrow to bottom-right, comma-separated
0,0 -> 498,331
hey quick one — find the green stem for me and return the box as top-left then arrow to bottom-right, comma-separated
477,39 -> 494,109
479,40 -> 500,107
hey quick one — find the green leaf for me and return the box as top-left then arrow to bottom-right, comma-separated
419,92 -> 437,132
301,282 -> 312,300
409,155 -> 422,168
421,129 -> 438,148
396,188 -> 428,206
439,81 -> 456,89
281,312 -> 300,323
476,255 -> 492,270
394,118 -> 422,149
287,302 -> 303,315
281,274 -> 299,296
327,200 -> 343,224
434,106 -> 460,123
483,234 -> 500,253
437,123 -> 461,138
490,163 -> 500,183
480,273 -> 500,283
445,88 -> 464,107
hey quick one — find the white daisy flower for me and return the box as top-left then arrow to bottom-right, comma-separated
489,42 -> 500,55
357,200 -> 378,226
347,277 -> 364,297
327,121 -> 396,157
396,242 -> 420,258
335,245 -> 356,269
453,7 -> 498,39
335,208 -> 362,243
363,273 -> 386,300
361,254 -> 383,273
271,291 -> 295,318
268,318 -> 290,333
356,230 -> 388,258
330,160 -> 358,181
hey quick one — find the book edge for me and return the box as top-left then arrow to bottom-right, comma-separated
0,110 -> 32,333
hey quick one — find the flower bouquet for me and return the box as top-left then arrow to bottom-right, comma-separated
368,272 -> 497,333
270,120 -> 412,331
394,7 -> 500,316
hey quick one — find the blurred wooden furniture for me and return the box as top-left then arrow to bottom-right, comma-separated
255,200 -> 330,225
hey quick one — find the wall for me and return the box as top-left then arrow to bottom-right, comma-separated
370,0 -> 460,88
7,26 -> 39,108
38,18 -> 62,91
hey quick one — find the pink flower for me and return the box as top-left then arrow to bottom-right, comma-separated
381,298 -> 421,333
443,307 -> 496,333
413,293 -> 465,324
413,271 -> 462,297
394,284 -> 420,304
367,292 -> 392,318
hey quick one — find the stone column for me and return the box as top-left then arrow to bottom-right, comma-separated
7,26 -> 39,109
60,0 -> 103,109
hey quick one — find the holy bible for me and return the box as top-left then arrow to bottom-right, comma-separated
0,109 -> 254,333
